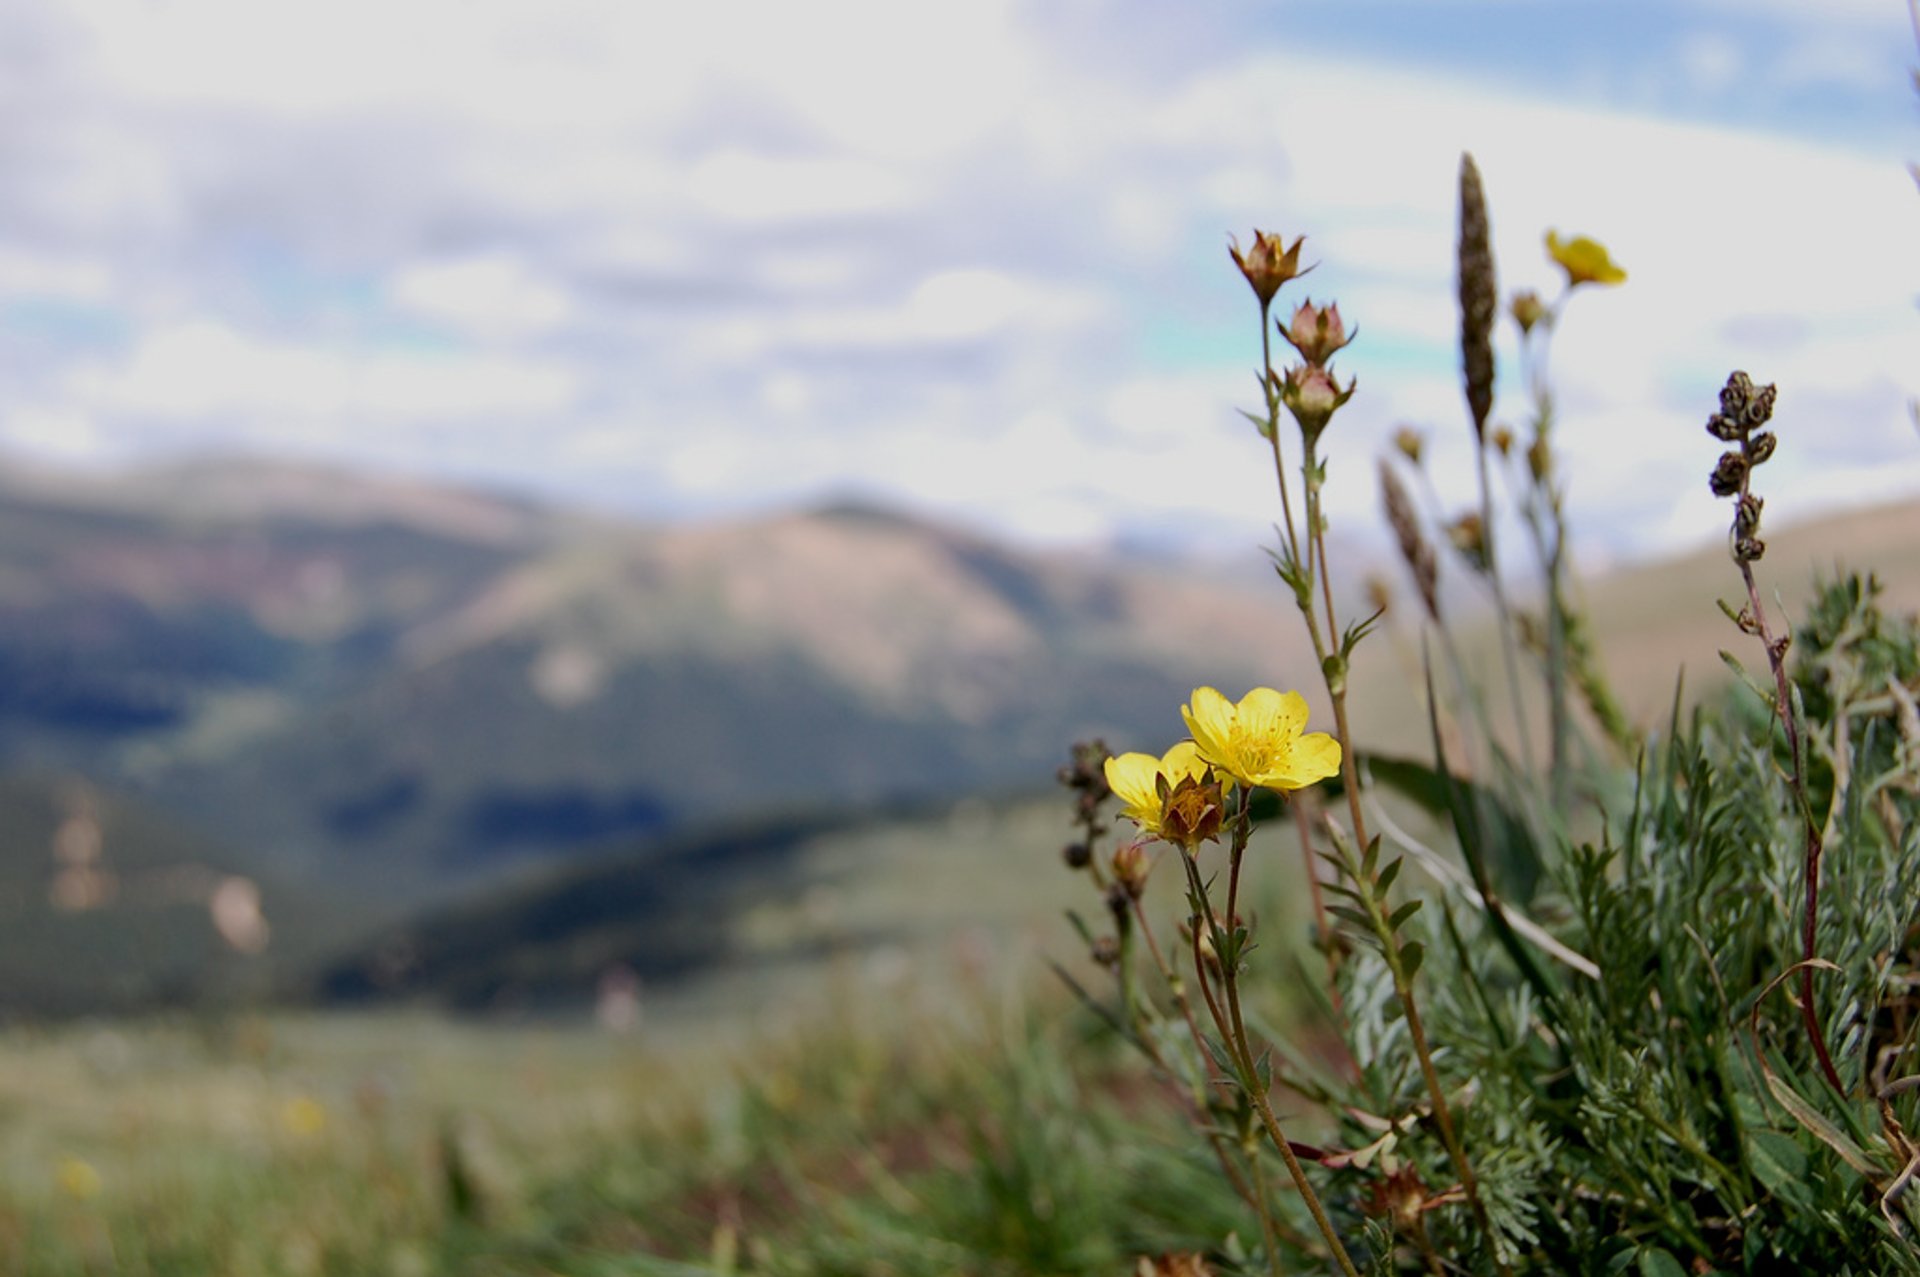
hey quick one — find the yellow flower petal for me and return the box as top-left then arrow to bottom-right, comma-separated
1104,752 -> 1168,832
1180,686 -> 1339,792
1545,230 -> 1627,288
1279,731 -> 1343,788
1179,686 -> 1236,772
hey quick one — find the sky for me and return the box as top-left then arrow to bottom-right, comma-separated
0,0 -> 1915,565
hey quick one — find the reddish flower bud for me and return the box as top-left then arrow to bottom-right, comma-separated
1280,299 -> 1353,366
1228,230 -> 1310,308
1281,364 -> 1355,440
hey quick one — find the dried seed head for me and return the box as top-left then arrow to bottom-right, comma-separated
1706,370 -> 1781,565
1380,461 -> 1441,621
1490,424 -> 1514,457
1061,840 -> 1092,870
1709,450 -> 1748,498
1706,410 -> 1745,442
1447,511 -> 1490,573
1457,153 -> 1498,439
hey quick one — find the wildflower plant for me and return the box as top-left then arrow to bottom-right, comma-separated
1058,152 -> 1920,1274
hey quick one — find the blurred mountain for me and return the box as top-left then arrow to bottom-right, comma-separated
0,773 -> 362,1017
0,457 -> 1308,901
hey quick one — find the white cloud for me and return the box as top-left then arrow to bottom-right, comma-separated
389,254 -> 574,341
0,0 -> 1911,561
68,321 -> 580,432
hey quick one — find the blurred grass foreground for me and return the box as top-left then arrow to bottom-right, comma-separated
6,135 -> 1920,1274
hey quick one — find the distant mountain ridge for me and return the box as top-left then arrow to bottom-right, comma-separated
0,455 -> 1309,904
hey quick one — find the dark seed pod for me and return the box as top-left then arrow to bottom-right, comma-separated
1709,452 -> 1748,498
1457,154 -> 1497,439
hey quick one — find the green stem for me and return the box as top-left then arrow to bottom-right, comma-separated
1191,814 -> 1362,1277
1475,425 -> 1538,783
1130,894 -> 1265,1215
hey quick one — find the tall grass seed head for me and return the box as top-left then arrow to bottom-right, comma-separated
1380,461 -> 1441,620
1545,230 -> 1627,287
1457,153 -> 1498,438
1281,299 -> 1354,366
1229,230 -> 1310,309
1180,686 -> 1341,792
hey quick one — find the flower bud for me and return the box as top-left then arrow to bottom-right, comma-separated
1229,230 -> 1309,309
1281,364 -> 1355,440
1447,512 -> 1489,573
1527,438 -> 1551,483
1280,299 -> 1353,366
1110,839 -> 1152,897
1509,289 -> 1548,335
1392,426 -> 1424,465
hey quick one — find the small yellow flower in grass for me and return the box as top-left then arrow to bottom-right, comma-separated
1545,231 -> 1627,288
56,1155 -> 101,1201
1104,741 -> 1226,851
1181,686 -> 1341,792
282,1095 -> 328,1138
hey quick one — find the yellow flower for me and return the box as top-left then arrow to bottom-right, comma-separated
1104,741 -> 1224,849
56,1156 -> 101,1201
281,1095 -> 328,1138
1544,231 -> 1626,288
1180,686 -> 1341,792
